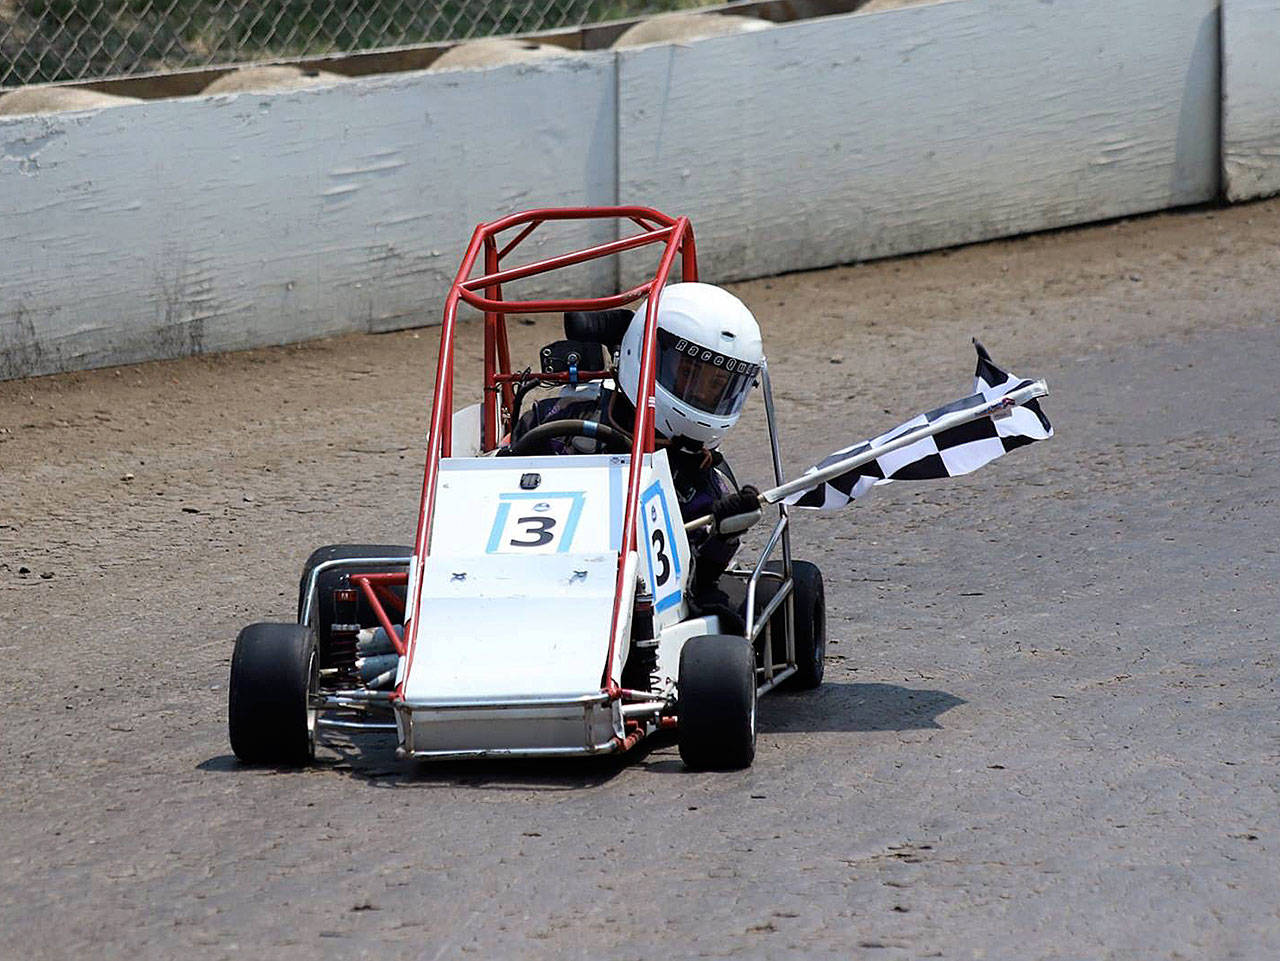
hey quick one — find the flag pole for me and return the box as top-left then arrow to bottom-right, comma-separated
758,379 -> 1048,505
684,379 -> 1048,532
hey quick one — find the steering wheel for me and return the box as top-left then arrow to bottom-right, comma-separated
506,419 -> 633,456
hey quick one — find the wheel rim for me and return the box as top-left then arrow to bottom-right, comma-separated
305,649 -> 318,755
813,595 -> 826,674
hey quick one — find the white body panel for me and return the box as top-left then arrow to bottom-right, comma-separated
654,615 -> 722,690
449,404 -> 483,458
429,454 -> 625,557
421,452 -> 690,619
396,451 -> 692,756
401,552 -> 619,701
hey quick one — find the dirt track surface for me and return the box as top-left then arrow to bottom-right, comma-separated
3,200 -> 1279,960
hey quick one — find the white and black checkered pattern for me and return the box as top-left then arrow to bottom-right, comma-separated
783,341 -> 1053,510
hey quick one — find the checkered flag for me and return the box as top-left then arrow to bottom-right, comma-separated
775,341 -> 1052,510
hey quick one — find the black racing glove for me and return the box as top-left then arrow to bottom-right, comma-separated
711,485 -> 760,522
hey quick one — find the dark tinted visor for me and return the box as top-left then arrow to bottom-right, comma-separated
655,329 -> 759,416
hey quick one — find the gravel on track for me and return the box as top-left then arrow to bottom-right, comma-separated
2,199 -> 1278,961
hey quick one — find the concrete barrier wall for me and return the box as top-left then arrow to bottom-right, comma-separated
1222,0 -> 1280,202
0,55 -> 618,379
0,0 -> 1243,380
618,0 -> 1221,285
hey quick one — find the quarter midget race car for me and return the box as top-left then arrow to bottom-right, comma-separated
229,206 -> 822,770
228,206 -> 1052,771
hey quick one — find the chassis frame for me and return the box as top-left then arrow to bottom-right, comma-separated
298,206 -> 805,760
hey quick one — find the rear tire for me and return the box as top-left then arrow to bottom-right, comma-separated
678,634 -> 756,770
784,561 -> 826,690
296,543 -> 413,622
761,560 -> 826,690
296,543 -> 412,671
228,622 -> 318,765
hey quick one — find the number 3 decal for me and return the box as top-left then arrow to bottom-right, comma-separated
510,515 -> 556,548
486,491 -> 585,554
650,528 -> 671,586
640,480 -> 682,612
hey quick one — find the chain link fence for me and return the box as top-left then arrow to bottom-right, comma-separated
0,0 -> 697,88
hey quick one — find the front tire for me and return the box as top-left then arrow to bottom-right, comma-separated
678,634 -> 757,770
228,622 -> 318,765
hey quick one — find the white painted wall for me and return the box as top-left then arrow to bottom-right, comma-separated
0,55 -> 618,379
0,0 -> 1236,380
617,0 -> 1221,286
1222,0 -> 1280,202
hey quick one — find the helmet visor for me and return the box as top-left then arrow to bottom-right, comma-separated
655,329 -> 759,417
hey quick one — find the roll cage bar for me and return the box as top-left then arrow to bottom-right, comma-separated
397,206 -> 700,700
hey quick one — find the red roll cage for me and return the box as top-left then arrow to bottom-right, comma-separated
369,207 -> 700,705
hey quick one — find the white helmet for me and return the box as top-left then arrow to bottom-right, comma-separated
618,282 -> 763,448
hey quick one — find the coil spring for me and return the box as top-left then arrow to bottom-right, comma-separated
621,592 -> 658,692
620,639 -> 657,692
646,641 -> 662,692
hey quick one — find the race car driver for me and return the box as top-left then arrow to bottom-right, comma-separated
509,282 -> 764,596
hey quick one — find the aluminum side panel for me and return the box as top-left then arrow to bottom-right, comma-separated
401,552 -> 617,702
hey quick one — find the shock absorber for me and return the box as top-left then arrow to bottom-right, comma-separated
620,592 -> 659,692
326,585 -> 363,677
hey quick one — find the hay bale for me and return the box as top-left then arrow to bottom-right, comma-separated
856,0 -> 943,13
611,12 -> 771,48
429,38 -> 576,71
201,65 -> 346,95
0,86 -> 141,116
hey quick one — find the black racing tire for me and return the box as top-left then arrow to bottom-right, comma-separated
297,544 -> 412,670
678,634 -> 757,770
296,543 -> 413,622
761,560 -> 826,691
228,622 -> 318,765
785,561 -> 826,690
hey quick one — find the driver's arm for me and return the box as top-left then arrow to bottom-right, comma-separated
679,454 -> 756,592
